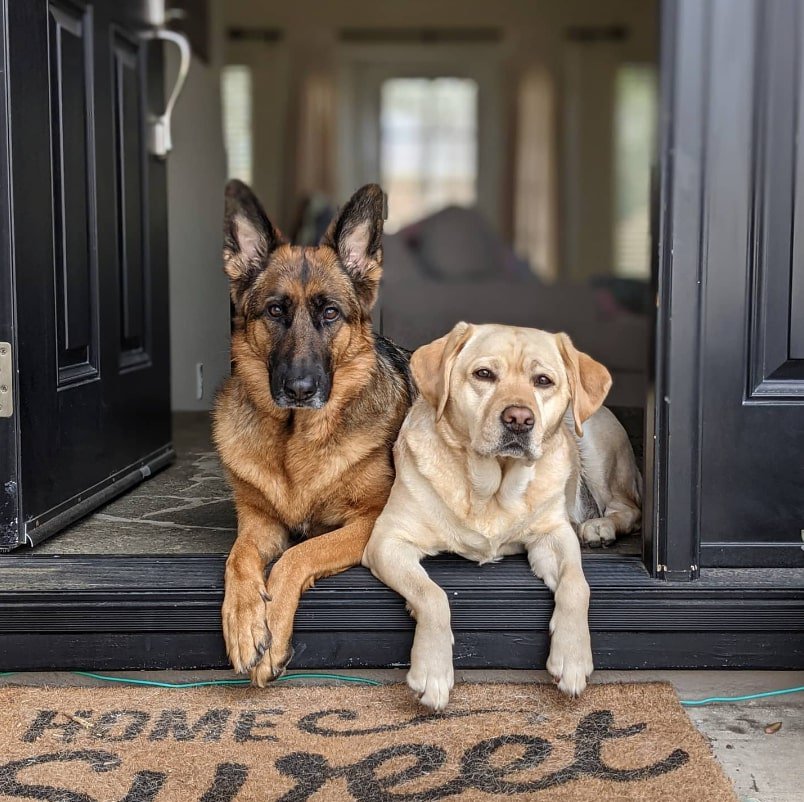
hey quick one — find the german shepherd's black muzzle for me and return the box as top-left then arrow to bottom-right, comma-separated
270,350 -> 332,409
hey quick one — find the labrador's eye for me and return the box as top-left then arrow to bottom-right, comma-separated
473,368 -> 495,381
267,304 -> 284,318
534,374 -> 553,387
322,306 -> 340,322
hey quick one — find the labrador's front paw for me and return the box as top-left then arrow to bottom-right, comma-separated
546,623 -> 593,697
408,629 -> 454,711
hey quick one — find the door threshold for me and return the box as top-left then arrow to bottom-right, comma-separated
0,552 -> 801,671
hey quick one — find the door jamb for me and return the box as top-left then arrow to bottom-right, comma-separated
0,0 -> 22,551
645,0 -> 708,581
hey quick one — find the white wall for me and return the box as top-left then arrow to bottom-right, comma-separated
165,2 -> 231,411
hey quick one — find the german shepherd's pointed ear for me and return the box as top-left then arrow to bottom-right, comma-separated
411,322 -> 474,421
321,184 -> 385,316
556,332 -> 612,436
223,179 -> 286,307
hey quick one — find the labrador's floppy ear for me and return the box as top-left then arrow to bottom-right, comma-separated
557,333 -> 612,436
321,184 -> 385,316
223,179 -> 286,307
411,322 -> 474,421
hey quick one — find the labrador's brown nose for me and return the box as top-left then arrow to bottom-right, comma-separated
501,405 -> 534,434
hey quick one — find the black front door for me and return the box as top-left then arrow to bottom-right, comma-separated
0,0 -> 172,550
650,0 -> 804,574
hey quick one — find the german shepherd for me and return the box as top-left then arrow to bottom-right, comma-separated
213,181 -> 413,685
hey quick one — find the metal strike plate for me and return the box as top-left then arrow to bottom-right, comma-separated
0,342 -> 12,418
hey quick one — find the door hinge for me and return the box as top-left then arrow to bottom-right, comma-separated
0,343 -> 12,418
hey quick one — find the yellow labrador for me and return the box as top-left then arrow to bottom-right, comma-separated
362,323 -> 642,710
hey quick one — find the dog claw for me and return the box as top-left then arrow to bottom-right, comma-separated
244,654 -> 261,671
250,644 -> 294,686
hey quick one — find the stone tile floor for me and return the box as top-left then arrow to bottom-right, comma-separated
28,411 -> 642,556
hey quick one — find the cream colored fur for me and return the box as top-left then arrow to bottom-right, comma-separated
362,323 -> 642,710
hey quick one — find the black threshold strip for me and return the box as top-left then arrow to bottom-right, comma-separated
0,553 -> 802,671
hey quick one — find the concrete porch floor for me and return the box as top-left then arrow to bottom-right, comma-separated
2,669 -> 801,802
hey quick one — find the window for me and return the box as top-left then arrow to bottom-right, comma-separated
514,67 -> 557,281
221,65 -> 253,185
380,77 -> 478,232
613,64 -> 657,279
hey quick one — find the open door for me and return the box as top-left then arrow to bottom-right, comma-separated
0,0 -> 180,550
649,0 -> 804,575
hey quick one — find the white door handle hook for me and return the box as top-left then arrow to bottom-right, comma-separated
141,28 -> 190,158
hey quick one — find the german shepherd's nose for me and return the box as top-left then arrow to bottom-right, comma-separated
501,405 -> 534,434
283,374 -> 318,402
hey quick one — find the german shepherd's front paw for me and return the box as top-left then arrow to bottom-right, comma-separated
248,598 -> 294,686
221,582 -> 273,674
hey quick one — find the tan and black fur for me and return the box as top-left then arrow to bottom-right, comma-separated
214,181 -> 412,685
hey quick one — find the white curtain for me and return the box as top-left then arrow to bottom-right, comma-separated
295,70 -> 337,200
513,66 -> 558,282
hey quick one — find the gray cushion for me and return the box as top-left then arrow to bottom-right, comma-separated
403,206 -> 502,280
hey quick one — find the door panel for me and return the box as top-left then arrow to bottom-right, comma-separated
112,29 -> 150,367
654,0 -> 804,571
699,0 -> 804,566
0,0 -> 173,549
786,3 -> 804,361
49,1 -> 99,385
745,0 -> 804,397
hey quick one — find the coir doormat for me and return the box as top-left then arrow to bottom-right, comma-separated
0,682 -> 736,802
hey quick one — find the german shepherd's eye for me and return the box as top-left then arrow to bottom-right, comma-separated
322,306 -> 340,322
267,304 -> 284,319
534,374 -> 553,387
473,368 -> 495,381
